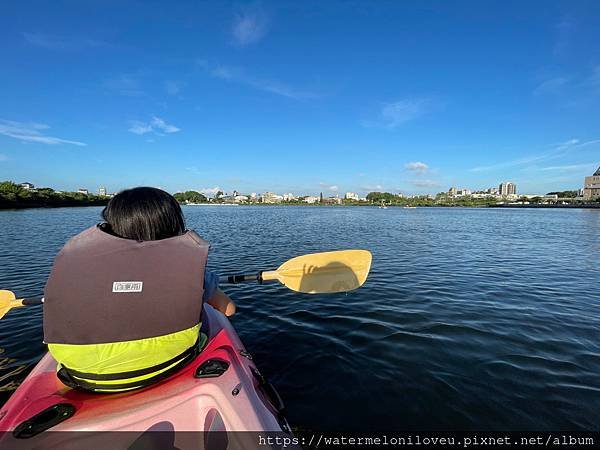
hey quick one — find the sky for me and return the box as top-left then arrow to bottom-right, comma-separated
1,0 -> 599,197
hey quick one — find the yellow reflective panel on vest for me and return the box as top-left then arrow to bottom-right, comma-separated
48,324 -> 201,387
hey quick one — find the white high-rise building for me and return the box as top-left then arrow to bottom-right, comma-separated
499,182 -> 517,196
345,192 -> 359,201
98,187 -> 107,196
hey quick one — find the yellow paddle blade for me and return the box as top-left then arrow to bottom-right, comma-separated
262,250 -> 372,294
0,290 -> 17,319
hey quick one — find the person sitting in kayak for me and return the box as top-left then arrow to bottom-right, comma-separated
43,187 -> 235,392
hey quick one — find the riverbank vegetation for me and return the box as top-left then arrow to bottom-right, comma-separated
0,181 -> 109,209
3,182 -> 596,210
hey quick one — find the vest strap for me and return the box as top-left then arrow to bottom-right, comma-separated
57,334 -> 207,392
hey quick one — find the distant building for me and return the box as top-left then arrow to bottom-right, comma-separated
583,166 -> 600,200
234,195 -> 248,203
283,193 -> 296,201
304,196 -> 320,204
78,189 -> 89,195
20,182 -> 34,190
499,182 -> 517,196
98,187 -> 107,196
261,192 -> 283,203
345,192 -> 359,201
324,196 -> 342,205
448,187 -> 457,197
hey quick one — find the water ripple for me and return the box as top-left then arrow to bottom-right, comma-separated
0,206 -> 599,430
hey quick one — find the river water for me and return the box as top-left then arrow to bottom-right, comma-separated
0,206 -> 598,431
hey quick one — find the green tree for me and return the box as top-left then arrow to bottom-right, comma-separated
174,191 -> 208,203
0,181 -> 23,195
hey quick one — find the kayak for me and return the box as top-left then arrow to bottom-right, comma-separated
0,304 -> 291,448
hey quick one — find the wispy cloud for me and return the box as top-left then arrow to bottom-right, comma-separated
405,161 -> 429,172
539,163 -> 598,172
198,61 -> 317,100
533,76 -> 569,96
0,153 -> 8,161
553,15 -> 575,56
587,65 -> 600,93
319,182 -> 338,192
128,117 -> 180,136
22,32 -> 107,51
165,80 -> 184,96
362,99 -> 432,129
360,184 -> 384,191
104,73 -> 146,97
232,7 -> 269,46
409,179 -> 441,188
0,119 -> 86,146
469,139 -> 599,172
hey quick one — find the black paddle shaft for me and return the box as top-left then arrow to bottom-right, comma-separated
218,273 -> 264,284
22,297 -> 44,306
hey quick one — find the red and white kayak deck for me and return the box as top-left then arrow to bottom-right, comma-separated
0,305 -> 290,449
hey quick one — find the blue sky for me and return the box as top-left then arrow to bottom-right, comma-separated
1,1 -> 599,196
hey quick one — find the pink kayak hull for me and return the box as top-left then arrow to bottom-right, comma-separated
0,305 -> 289,448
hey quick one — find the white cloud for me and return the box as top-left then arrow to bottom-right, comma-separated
199,186 -> 222,196
0,119 -> 86,146
319,182 -> 338,191
469,139 -> 599,172
204,62 -> 316,100
405,162 -> 429,172
362,99 -> 431,129
128,122 -> 153,135
104,73 -> 145,97
533,77 -> 569,96
539,163 -> 597,172
232,9 -> 269,46
128,117 -> 180,136
22,32 -> 106,51
150,117 -> 180,133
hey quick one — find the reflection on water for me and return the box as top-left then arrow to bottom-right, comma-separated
0,350 -> 29,392
0,206 -> 599,431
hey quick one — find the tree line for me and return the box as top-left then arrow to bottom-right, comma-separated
0,181 -> 109,209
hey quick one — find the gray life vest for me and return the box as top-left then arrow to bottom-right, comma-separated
44,224 -> 210,345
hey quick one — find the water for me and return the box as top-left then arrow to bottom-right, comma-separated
0,206 -> 599,431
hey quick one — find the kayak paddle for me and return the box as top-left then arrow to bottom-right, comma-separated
0,290 -> 43,320
1,249 -> 372,319
219,249 -> 372,294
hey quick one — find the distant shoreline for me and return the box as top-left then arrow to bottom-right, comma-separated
2,201 -> 599,211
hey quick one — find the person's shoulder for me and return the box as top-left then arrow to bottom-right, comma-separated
184,230 -> 209,247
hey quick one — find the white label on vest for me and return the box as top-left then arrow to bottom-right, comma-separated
112,281 -> 143,293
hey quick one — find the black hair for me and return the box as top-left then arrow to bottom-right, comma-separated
101,187 -> 185,241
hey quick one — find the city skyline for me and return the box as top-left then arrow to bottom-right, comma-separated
14,168 -> 599,200
1,2 -> 600,195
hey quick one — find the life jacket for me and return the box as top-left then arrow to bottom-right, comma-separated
43,224 -> 210,392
